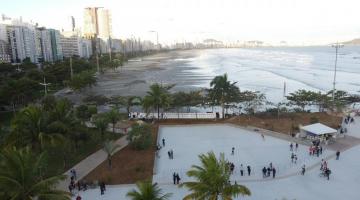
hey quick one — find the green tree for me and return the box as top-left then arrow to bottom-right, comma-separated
103,140 -> 121,169
209,74 -> 239,118
142,84 -> 172,119
94,115 -> 109,139
127,123 -> 152,150
181,152 -> 251,200
127,181 -> 172,200
67,71 -> 97,91
75,105 -> 92,124
286,89 -> 318,111
0,148 -> 70,200
106,108 -> 121,133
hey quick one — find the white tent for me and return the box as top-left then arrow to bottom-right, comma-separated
300,123 -> 337,136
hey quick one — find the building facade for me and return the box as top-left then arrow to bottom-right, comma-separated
48,29 -> 63,61
60,31 -> 92,58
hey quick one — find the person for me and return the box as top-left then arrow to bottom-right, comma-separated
267,167 -> 271,177
173,172 -> 176,184
309,146 -> 313,156
272,167 -> 276,178
162,138 -> 165,146
301,165 -> 306,175
261,134 -> 265,140
325,168 -> 331,180
100,182 -> 106,195
262,167 -> 267,178
291,153 -> 295,163
176,173 -> 181,184
170,149 -> 174,159
320,146 -> 323,155
269,162 -> 273,170
290,143 -> 293,151
76,195 -> 82,200
336,150 -> 340,160
167,151 -> 171,159
68,184 -> 73,194
240,164 -> 244,176
295,143 -> 299,151
294,155 -> 298,164
230,163 -> 235,174
320,159 -> 324,170
247,165 -> 251,176
231,147 -> 235,155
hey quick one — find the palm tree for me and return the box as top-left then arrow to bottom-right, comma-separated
210,74 -> 238,118
11,105 -> 63,151
94,115 -> 109,139
127,181 -> 172,200
103,140 -> 121,169
180,152 -> 250,200
106,108 -> 121,133
142,84 -> 172,119
0,148 -> 70,200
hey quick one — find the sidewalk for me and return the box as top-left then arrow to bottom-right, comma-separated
57,136 -> 129,191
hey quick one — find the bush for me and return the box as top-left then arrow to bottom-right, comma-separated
127,123 -> 152,150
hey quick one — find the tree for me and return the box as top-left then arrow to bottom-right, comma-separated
67,71 -> 96,91
209,74 -> 239,118
286,90 -> 318,111
106,108 -> 121,133
10,105 -> 63,151
241,91 -> 266,114
181,152 -> 251,200
103,140 -> 121,169
127,123 -> 152,150
0,148 -> 70,200
93,115 -> 109,139
127,181 -> 172,200
75,105 -> 92,124
142,84 -> 172,119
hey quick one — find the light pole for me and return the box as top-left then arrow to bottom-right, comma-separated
39,77 -> 51,96
331,43 -> 344,110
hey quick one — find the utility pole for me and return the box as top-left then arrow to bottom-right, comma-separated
70,56 -> 73,79
96,52 -> 100,73
39,77 -> 50,96
109,37 -> 112,62
331,43 -> 344,110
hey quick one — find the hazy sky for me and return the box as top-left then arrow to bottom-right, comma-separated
2,0 -> 360,45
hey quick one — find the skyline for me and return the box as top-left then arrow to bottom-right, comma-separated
1,0 -> 360,45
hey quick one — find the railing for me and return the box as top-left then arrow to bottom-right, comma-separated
130,112 -> 221,119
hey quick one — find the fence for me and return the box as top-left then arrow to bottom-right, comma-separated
130,112 -> 221,119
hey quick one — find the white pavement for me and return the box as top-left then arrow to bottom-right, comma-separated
58,137 -> 129,191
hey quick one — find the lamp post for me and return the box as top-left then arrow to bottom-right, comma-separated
39,77 -> 51,96
331,43 -> 344,110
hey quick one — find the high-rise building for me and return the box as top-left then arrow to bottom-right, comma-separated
7,25 -> 37,63
60,30 -> 92,58
48,29 -> 63,61
35,27 -> 53,62
0,24 -> 10,63
83,7 -> 112,53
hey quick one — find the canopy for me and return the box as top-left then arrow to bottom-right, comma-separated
300,123 -> 337,136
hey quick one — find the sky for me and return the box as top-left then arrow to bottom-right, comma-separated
1,0 -> 360,45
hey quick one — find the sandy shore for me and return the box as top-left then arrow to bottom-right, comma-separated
57,49 -> 212,103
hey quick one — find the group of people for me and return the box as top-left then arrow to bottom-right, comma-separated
227,161 -> 252,176
68,169 -> 78,194
167,149 -> 174,159
309,145 -> 323,157
172,172 -> 181,184
320,159 -> 331,180
289,143 -> 299,152
262,163 -> 276,178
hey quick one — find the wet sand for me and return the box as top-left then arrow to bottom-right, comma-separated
57,49 -> 211,103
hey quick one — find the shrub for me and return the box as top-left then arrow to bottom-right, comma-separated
127,123 -> 152,150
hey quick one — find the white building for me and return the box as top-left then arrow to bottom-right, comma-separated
0,24 -> 10,63
7,25 -> 37,63
60,31 -> 92,58
35,27 -> 53,62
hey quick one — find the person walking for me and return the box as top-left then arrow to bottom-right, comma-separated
290,143 -> 293,151
272,167 -> 276,178
247,165 -> 251,176
100,182 -> 104,195
294,155 -> 298,164
291,153 -> 295,163
162,138 -> 165,147
336,151 -> 340,160
301,165 -> 306,175
170,150 -> 174,159
262,167 -> 267,178
176,173 -> 181,184
240,164 -> 244,176
295,143 -> 299,151
167,151 -> 171,159
320,146 -> 323,155
173,172 -> 176,184
231,147 -> 235,155
267,167 -> 271,177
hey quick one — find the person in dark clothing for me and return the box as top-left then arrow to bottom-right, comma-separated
272,168 -> 276,178
239,164 -> 244,176
267,167 -> 271,177
162,138 -> 165,146
262,167 -> 267,178
325,168 -> 331,180
231,147 -> 235,155
247,165 -> 251,176
295,143 -> 299,151
290,143 -> 293,151
167,151 -> 171,159
100,182 -> 106,195
320,146 -> 323,155
336,151 -> 340,160
301,165 -> 306,175
173,172 -> 176,184
176,173 -> 181,184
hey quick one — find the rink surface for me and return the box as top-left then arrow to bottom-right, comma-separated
74,124 -> 360,200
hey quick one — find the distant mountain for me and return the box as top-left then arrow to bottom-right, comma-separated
342,38 -> 360,45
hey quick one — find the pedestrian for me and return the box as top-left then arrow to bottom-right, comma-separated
269,162 -> 273,170
261,134 -> 265,140
325,168 -> 331,180
350,117 -> 354,123
267,167 -> 271,177
262,167 -> 267,178
336,150 -> 340,160
309,146 -> 312,156
173,172 -> 176,184
240,164 -> 244,176
230,163 -> 235,174
76,195 -> 82,200
295,143 -> 299,151
68,184 -> 73,194
100,183 -> 104,195
170,150 -> 174,159
231,147 -> 235,155
176,173 -> 181,184
316,147 -> 320,157
294,155 -> 298,164
272,167 -> 276,178
290,143 -> 293,151
291,153 -> 295,163
167,151 -> 171,159
162,138 -> 165,147
247,165 -> 251,176
301,165 -> 306,175
320,146 -> 323,155
320,159 -> 324,170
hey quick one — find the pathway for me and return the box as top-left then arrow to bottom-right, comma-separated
57,136 -> 129,191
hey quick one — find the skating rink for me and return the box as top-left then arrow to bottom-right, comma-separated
74,124 -> 360,200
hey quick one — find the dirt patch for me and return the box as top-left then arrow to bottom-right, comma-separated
83,125 -> 158,184
81,112 -> 341,184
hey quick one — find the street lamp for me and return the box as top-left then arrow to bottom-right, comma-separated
39,77 -> 51,96
331,43 -> 344,110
